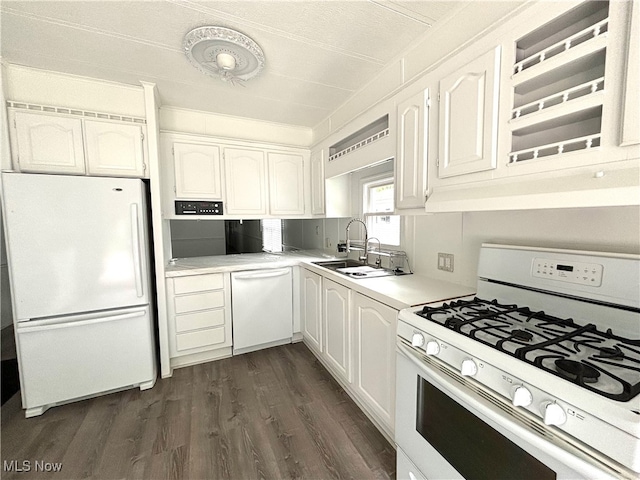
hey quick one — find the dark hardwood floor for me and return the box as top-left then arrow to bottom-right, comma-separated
1,342 -> 396,480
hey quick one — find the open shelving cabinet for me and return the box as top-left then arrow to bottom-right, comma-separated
508,1 -> 609,164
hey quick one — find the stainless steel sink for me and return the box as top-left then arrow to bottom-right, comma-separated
312,259 -> 399,279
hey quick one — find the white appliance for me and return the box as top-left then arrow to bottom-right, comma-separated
2,173 -> 156,417
231,267 -> 293,355
395,244 -> 640,480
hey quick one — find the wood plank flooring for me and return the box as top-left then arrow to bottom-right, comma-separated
1,342 -> 396,480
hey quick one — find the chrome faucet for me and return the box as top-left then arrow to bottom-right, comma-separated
367,237 -> 382,267
345,218 -> 368,263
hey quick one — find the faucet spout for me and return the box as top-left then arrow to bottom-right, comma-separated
345,218 -> 368,263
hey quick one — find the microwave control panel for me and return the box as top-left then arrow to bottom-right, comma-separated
175,201 -> 223,216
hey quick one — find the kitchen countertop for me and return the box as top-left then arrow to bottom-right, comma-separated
165,250 -> 476,310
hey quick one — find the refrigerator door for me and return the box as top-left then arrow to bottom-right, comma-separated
2,173 -> 150,320
16,305 -> 156,416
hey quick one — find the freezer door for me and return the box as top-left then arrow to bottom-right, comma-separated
16,306 -> 156,415
2,173 -> 150,320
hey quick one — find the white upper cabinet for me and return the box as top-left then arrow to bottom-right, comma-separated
85,120 -> 145,177
223,147 -> 267,215
9,110 -> 148,178
12,111 -> 85,174
268,152 -> 305,215
438,46 -> 501,178
396,89 -> 429,209
310,148 -> 325,215
173,143 -> 222,199
621,0 -> 639,147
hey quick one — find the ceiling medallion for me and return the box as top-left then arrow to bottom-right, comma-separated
183,26 -> 265,85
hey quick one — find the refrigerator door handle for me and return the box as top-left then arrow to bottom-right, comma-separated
130,203 -> 144,298
18,309 -> 147,333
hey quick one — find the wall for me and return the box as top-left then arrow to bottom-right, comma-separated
3,64 -> 146,117
169,220 -> 225,258
160,106 -> 312,148
409,206 -> 640,288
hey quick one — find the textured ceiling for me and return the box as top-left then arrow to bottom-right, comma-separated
1,1 -> 469,127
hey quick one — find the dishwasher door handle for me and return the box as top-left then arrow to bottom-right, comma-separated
233,268 -> 291,280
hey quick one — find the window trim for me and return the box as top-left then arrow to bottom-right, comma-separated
360,173 -> 400,248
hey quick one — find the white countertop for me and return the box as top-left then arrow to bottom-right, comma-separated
164,250 -> 476,310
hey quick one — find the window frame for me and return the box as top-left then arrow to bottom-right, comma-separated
360,173 -> 401,248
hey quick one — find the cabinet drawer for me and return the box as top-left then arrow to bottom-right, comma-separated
175,309 -> 225,333
176,326 -> 226,352
173,274 -> 223,294
174,291 -> 224,314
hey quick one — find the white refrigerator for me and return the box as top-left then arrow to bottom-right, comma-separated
2,173 -> 156,417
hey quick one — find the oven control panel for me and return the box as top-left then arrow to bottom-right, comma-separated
532,258 -> 603,286
175,200 -> 223,215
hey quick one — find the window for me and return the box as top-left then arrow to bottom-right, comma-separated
261,219 -> 283,252
363,177 -> 400,246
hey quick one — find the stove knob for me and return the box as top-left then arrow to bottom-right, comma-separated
542,402 -> 567,426
460,359 -> 478,376
411,333 -> 425,348
512,386 -> 533,407
425,341 -> 440,356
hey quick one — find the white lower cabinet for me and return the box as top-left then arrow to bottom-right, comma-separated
301,268 -> 397,439
166,272 -> 232,371
352,292 -> 397,434
323,278 -> 351,383
301,269 -> 323,354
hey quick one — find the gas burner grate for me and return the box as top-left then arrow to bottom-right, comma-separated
418,298 -> 640,402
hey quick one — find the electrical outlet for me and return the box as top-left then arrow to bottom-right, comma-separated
325,237 -> 332,248
438,253 -> 454,272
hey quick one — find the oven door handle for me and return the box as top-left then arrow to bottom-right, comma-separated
395,339 -> 625,480
397,339 -> 432,374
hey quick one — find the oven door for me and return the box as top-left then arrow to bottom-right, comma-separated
395,340 -> 620,480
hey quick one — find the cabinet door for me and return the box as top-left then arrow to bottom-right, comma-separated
268,152 -> 305,215
353,292 -> 397,431
301,269 -> 322,354
13,111 -> 85,174
396,89 -> 428,209
438,46 -> 500,178
310,149 -> 325,215
323,278 -> 351,383
224,148 -> 267,215
85,121 -> 146,177
173,143 -> 222,199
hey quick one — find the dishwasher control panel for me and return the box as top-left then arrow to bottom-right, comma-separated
175,200 -> 223,215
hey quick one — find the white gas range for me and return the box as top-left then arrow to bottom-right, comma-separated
395,244 -> 640,480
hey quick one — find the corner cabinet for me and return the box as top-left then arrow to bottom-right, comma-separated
621,0 -> 639,147
396,89 -> 429,209
173,142 -> 222,199
9,109 -> 147,178
223,147 -> 268,215
438,46 -> 501,178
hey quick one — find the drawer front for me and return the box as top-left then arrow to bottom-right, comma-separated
176,326 -> 226,351
173,274 -> 224,295
175,309 -> 225,333
174,290 -> 224,314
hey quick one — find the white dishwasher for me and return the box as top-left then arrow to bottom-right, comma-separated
231,267 -> 293,355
